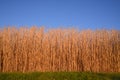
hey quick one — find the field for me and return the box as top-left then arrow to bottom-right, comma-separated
0,72 -> 120,80
0,27 -> 120,72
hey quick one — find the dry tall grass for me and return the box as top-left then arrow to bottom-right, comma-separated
0,27 -> 120,72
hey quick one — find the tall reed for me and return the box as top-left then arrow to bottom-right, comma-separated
0,27 -> 120,72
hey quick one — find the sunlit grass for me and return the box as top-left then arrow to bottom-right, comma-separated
0,72 -> 120,80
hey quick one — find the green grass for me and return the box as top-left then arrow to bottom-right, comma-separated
0,72 -> 120,80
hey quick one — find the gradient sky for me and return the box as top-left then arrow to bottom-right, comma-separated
0,0 -> 120,30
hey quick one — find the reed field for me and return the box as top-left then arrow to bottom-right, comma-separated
0,27 -> 120,72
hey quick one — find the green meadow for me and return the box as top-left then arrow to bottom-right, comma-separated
0,72 -> 120,80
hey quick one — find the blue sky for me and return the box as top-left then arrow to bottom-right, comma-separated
0,0 -> 120,30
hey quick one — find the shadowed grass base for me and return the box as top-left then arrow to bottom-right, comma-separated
0,72 -> 120,80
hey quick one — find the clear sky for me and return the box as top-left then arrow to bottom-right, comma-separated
0,0 -> 120,30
